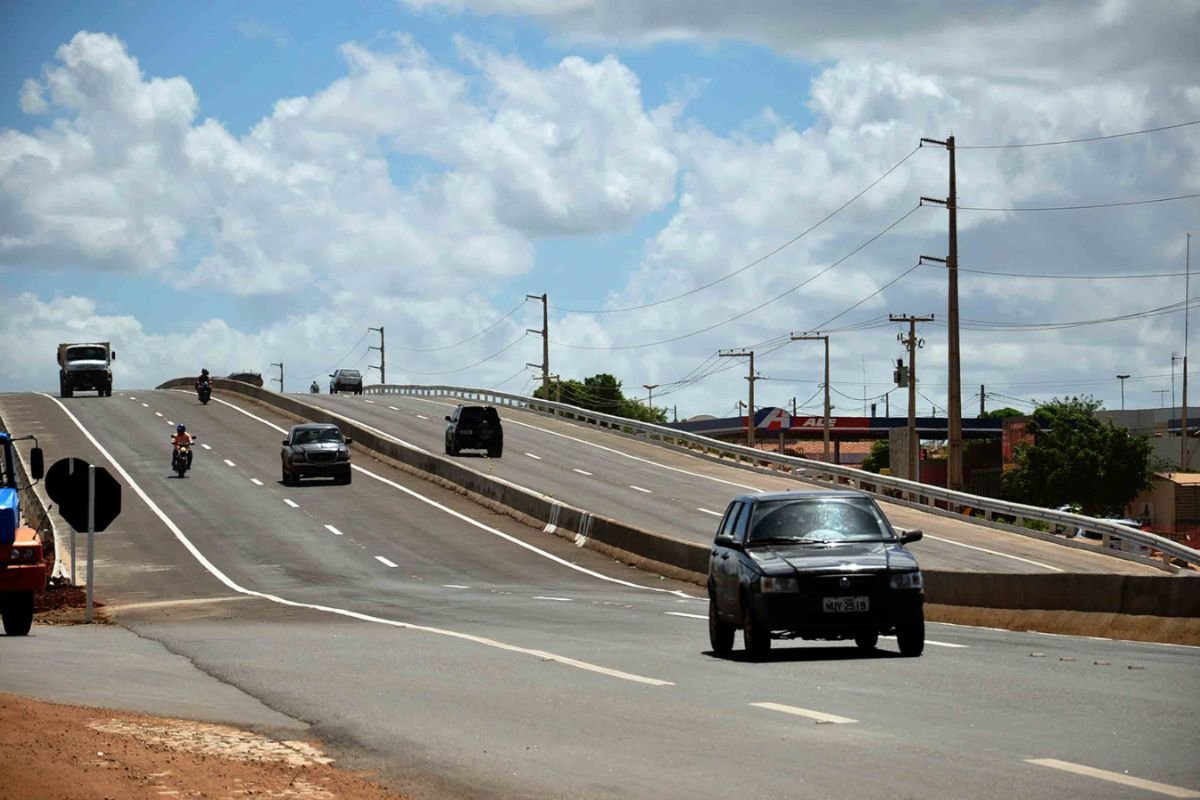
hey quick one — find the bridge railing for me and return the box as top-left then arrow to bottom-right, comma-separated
365,383 -> 1200,570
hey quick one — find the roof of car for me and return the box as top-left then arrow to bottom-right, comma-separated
289,423 -> 342,431
733,488 -> 870,503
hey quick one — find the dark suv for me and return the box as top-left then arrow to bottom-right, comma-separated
708,489 -> 925,659
329,369 -> 363,395
281,423 -> 353,485
444,405 -> 503,458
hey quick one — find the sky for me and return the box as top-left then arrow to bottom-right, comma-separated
2,0 -> 1199,421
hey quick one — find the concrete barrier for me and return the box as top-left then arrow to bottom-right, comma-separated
158,379 -> 1199,622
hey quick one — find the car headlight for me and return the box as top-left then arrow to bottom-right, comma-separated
8,549 -> 19,561
889,571 -> 923,590
760,576 -> 799,593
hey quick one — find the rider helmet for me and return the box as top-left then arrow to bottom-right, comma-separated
176,423 -> 186,433
201,368 -> 209,376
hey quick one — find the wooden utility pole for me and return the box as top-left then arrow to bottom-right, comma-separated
891,315 -> 933,482
921,134 -> 962,490
270,362 -> 283,394
791,333 -> 831,461
526,293 -> 549,397
720,349 -> 756,446
1184,233 -> 1191,467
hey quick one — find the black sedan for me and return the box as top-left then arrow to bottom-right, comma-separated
281,423 -> 353,485
708,489 -> 925,659
329,369 -> 363,395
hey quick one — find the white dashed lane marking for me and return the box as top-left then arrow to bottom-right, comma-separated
364,399 -> 375,404
166,421 -> 173,426
142,403 -> 149,408
376,556 -> 398,568
665,612 -> 707,620
573,468 -> 593,476
443,584 -> 470,589
416,414 -> 429,420
283,499 -> 299,509
697,507 -> 722,516
752,702 -> 857,725
629,485 -> 652,494
880,635 -> 969,649
250,479 -> 264,486
1026,759 -> 1200,798
223,459 -> 236,467
533,596 -> 573,602
388,406 -> 399,411
525,453 -> 542,460
200,444 -> 212,450
324,525 -> 344,536
155,412 -> 163,417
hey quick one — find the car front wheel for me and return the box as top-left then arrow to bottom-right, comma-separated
742,598 -> 771,658
708,596 -> 735,654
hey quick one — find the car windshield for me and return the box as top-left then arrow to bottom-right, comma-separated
68,346 -> 107,361
746,498 -> 894,544
339,370 -> 361,378
296,428 -> 343,444
459,407 -> 498,424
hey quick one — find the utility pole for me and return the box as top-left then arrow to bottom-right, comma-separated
1172,352 -> 1181,419
643,383 -> 659,416
920,134 -> 962,491
791,397 -> 797,417
547,374 -> 561,403
980,384 -> 986,417
526,293 -> 549,396
1154,389 -> 1169,408
368,326 -> 385,385
1116,374 -> 1130,410
1184,232 -> 1191,467
270,362 -> 283,394
891,314 -> 933,483
720,349 -> 756,446
791,333 -> 831,461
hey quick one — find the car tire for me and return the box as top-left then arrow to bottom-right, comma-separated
1,592 -> 34,636
854,632 -> 879,651
708,596 -> 735,654
741,599 -> 771,658
488,446 -> 502,458
449,438 -> 460,456
340,469 -> 352,485
897,620 -> 925,657
281,465 -> 292,486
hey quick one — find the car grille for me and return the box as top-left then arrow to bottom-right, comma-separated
810,574 -> 884,595
306,451 -> 338,463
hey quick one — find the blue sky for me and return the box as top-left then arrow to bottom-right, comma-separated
1,2 -> 1197,420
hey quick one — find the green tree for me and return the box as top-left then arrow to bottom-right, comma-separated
861,439 -> 890,473
979,406 -> 1023,419
999,396 -> 1153,515
533,373 -> 667,423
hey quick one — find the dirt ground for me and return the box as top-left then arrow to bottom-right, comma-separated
2,584 -> 411,800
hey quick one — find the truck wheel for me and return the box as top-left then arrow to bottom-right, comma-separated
1,592 -> 34,636
61,385 -> 73,398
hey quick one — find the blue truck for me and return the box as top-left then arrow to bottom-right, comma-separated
0,432 -> 47,635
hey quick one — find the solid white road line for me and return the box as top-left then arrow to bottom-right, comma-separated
283,499 -> 299,508
201,443 -> 212,450
525,452 -> 542,460
751,702 -> 857,725
223,459 -> 236,467
1026,759 -> 1200,798
250,479 -> 264,486
533,596 -> 573,602
923,533 -> 1063,572
629,485 -> 652,493
697,507 -> 722,516
573,468 -> 593,476
879,635 -> 969,649
375,556 -> 398,568
38,393 -> 674,688
665,612 -> 708,620
324,524 -> 344,536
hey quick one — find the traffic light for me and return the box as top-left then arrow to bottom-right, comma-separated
893,358 -> 909,387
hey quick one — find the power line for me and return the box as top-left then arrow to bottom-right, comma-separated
957,192 -> 1200,212
394,333 -> 528,376
490,364 -> 530,391
933,264 -> 1190,280
811,262 -> 921,331
551,205 -> 922,351
551,146 -> 922,315
312,330 -> 371,380
392,301 -> 528,352
959,119 -> 1200,150
948,296 -> 1197,332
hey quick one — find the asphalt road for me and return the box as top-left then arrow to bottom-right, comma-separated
1,389 -> 1196,800
301,390 -> 1164,575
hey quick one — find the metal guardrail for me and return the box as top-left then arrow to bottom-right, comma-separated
365,383 -> 1200,570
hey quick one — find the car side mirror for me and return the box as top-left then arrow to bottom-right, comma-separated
444,415 -> 451,422
110,351 -> 116,360
282,439 -> 290,446
714,535 -> 736,547
898,528 -> 923,544
344,437 -> 352,445
30,447 -> 44,480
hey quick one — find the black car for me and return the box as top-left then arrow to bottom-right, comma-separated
444,405 -> 503,457
281,423 -> 353,485
707,489 -> 925,659
329,369 -> 363,395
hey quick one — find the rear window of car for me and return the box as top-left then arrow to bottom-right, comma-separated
459,407 -> 499,424
748,498 -> 893,543
338,370 -> 361,378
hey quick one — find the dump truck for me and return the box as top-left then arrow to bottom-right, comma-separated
58,341 -> 116,397
0,431 -> 46,635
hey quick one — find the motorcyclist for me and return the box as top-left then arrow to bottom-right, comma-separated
195,368 -> 211,391
171,423 -> 196,469
310,380 -> 320,394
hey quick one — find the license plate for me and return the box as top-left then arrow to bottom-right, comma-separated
823,596 -> 869,613
459,429 -> 473,435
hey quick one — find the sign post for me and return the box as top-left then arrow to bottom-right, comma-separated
45,457 -> 122,623
87,465 -> 95,623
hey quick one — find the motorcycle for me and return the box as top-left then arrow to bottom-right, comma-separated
172,438 -> 196,478
197,380 -> 211,404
